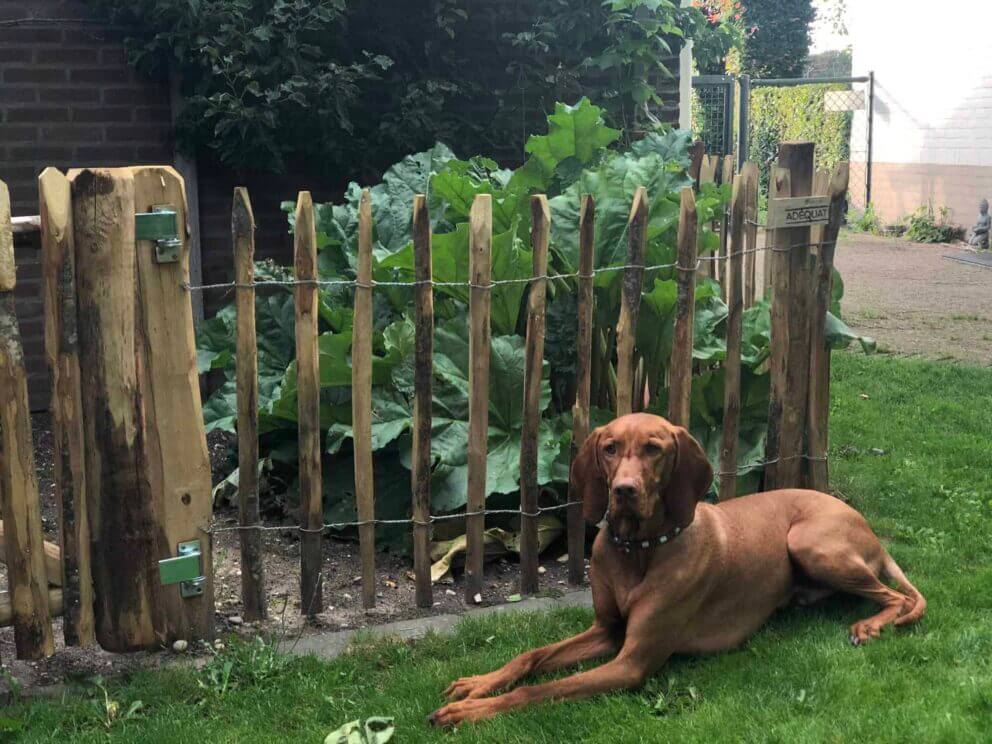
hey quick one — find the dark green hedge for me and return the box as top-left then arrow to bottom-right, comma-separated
748,84 -> 852,192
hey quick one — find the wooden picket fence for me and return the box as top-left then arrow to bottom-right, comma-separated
0,140 -> 848,658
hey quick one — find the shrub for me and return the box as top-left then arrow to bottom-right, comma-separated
904,204 -> 964,244
849,204 -> 883,235
747,83 -> 852,194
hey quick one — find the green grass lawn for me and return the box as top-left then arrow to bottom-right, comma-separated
8,352 -> 992,743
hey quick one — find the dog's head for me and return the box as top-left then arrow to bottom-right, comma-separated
571,413 -> 712,534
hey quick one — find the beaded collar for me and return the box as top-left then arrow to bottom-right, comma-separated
606,515 -> 686,553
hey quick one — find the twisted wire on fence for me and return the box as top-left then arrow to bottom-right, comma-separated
205,453 -> 827,536
181,237 -> 835,295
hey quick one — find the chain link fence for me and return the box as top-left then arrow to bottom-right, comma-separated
692,74 -> 874,213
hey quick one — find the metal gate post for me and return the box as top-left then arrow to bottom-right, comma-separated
737,74 -> 750,170
866,71 -> 875,206
723,74 -> 736,157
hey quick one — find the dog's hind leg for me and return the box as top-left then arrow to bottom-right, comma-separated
787,513 -> 925,645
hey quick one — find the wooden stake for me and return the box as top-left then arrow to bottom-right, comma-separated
807,163 -> 849,492
718,157 -> 735,293
718,174 -> 746,501
519,196 -> 550,596
39,167 -> 95,647
668,188 -> 698,428
567,195 -> 595,585
354,190 -> 376,609
131,166 -> 214,644
72,168 -> 159,652
0,179 -> 55,659
764,142 -> 815,490
465,195 -> 492,603
741,162 -> 759,307
411,195 -> 433,609
615,187 -> 648,417
233,187 -> 266,621
295,191 -> 323,616
689,141 -> 705,187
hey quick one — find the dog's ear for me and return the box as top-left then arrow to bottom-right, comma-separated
666,425 -> 713,528
571,427 -> 608,524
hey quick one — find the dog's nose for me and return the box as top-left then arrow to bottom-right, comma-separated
611,481 -> 638,500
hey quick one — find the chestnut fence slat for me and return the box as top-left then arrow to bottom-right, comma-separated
465,194 -> 493,603
233,187 -> 266,622
567,195 -> 595,585
294,191 -> 323,617
354,190 -> 377,609
807,163 -> 850,491
0,145 -> 851,652
765,143 -> 815,491
668,187 -> 698,428
0,178 -> 56,660
718,173 -> 748,501
39,167 -> 95,648
411,195 -> 434,609
615,187 -> 648,416
519,196 -> 551,596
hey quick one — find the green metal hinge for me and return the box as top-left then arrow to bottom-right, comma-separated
135,205 -> 182,264
158,540 -> 205,598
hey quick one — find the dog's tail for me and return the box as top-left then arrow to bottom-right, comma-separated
882,553 -> 926,626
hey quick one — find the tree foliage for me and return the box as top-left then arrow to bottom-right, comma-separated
740,0 -> 815,78
87,0 -> 737,176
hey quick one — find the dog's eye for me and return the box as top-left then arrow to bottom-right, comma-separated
644,441 -> 663,455
603,441 -> 617,456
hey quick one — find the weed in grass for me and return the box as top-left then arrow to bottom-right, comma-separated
904,203 -> 964,243
87,676 -> 144,732
848,203 -> 883,235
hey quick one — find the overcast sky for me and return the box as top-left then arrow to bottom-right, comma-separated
810,0 -> 849,54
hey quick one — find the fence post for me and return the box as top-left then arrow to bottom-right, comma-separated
520,196 -> 550,596
718,157 -> 735,295
668,188 -> 698,428
232,187 -> 266,622
465,194 -> 492,603
718,174 -> 746,501
615,187 -> 648,417
764,142 -> 815,490
354,190 -> 376,609
295,191 -> 323,617
39,168 -> 95,648
131,166 -> 215,643
0,179 -> 55,659
807,163 -> 850,492
411,195 -> 433,608
567,195 -> 595,585
741,162 -> 759,308
72,168 -> 156,651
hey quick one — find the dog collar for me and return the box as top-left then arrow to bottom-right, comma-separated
606,516 -> 685,553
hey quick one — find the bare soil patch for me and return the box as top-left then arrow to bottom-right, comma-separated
832,233 -> 992,366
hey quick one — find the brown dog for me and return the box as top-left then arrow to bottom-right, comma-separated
429,413 -> 925,727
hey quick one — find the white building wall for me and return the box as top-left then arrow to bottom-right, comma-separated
849,1 -> 992,223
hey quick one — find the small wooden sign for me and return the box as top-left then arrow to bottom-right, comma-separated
766,195 -> 831,229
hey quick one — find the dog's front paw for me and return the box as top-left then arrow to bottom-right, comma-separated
428,698 -> 499,728
444,674 -> 500,701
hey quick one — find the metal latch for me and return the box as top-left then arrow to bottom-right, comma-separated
158,540 -> 205,598
135,205 -> 182,264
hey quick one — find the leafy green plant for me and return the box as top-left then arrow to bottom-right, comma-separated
904,203 -> 963,244
197,99 -> 870,545
740,0 -> 815,78
849,203 -> 883,235
87,676 -> 145,732
197,636 -> 292,704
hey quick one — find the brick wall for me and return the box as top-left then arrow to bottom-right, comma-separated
0,2 -> 175,409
